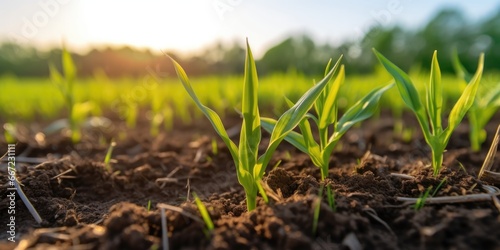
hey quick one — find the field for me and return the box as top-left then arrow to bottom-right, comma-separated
1,56 -> 500,250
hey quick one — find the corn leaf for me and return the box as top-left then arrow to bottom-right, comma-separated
373,49 -> 430,141
239,40 -> 261,179
318,65 -> 345,130
261,117 -> 308,153
49,63 -> 65,93
257,55 -> 343,176
445,53 -> 484,138
427,51 -> 443,134
169,56 -> 239,167
297,116 -> 323,168
484,87 -> 500,107
62,47 -> 76,87
315,59 -> 333,117
192,193 -> 214,231
267,56 -> 342,142
451,49 -> 472,83
331,82 -> 394,142
372,49 -> 423,114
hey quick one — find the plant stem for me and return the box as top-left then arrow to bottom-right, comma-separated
470,128 -> 481,152
246,192 -> 257,211
469,111 -> 481,152
69,104 -> 78,143
320,165 -> 327,181
431,147 -> 444,176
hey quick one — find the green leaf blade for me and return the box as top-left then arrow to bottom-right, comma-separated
446,53 -> 484,137
269,56 -> 343,142
261,117 -> 308,154
427,50 -> 443,134
318,65 -> 344,130
62,47 -> 76,87
333,82 -> 394,140
239,40 -> 261,175
192,193 -> 214,231
451,49 -> 472,83
315,59 -> 334,117
169,56 -> 239,165
373,49 -> 431,142
257,55 -> 343,176
372,49 -> 423,113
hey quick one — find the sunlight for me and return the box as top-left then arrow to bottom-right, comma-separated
76,0 -> 221,52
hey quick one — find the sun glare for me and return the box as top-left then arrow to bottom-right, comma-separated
76,0 -> 222,52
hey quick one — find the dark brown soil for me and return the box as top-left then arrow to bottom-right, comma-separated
1,112 -> 500,250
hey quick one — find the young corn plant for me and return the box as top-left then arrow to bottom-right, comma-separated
169,40 -> 343,211
413,177 -> 446,210
374,49 -> 484,175
452,52 -> 500,152
262,62 -> 394,180
192,192 -> 214,236
104,139 -> 116,172
49,47 -> 79,143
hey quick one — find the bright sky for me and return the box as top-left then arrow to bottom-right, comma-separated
0,0 -> 499,57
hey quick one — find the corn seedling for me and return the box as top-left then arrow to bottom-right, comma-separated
125,103 -> 138,128
271,160 -> 282,170
452,51 -> 500,152
150,113 -> 164,136
104,139 -> 116,172
413,177 -> 446,210
49,47 -> 80,142
211,138 -> 218,155
169,40 -> 342,211
374,49 -> 484,175
413,187 -> 431,211
147,200 -> 152,212
192,192 -> 214,236
401,127 -> 414,143
262,62 -> 394,180
163,106 -> 174,131
3,123 -> 16,143
151,91 -> 166,135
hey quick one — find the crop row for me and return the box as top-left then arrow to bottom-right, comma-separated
2,54 -> 498,122
3,42 -> 500,243
167,40 -> 498,212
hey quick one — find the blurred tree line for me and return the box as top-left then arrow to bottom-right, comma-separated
0,8 -> 498,78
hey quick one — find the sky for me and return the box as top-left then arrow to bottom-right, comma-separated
1,0 -> 499,57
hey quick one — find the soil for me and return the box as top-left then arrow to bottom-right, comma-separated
1,111 -> 500,250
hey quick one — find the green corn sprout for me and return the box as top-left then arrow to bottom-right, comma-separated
262,62 -> 394,180
211,138 -> 218,155
192,192 -> 214,234
452,51 -> 500,152
169,40 -> 342,211
163,106 -> 174,131
125,103 -> 138,128
49,47 -> 79,143
374,49 -> 484,175
413,177 -> 446,210
104,139 -> 116,172
413,187 -> 432,211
